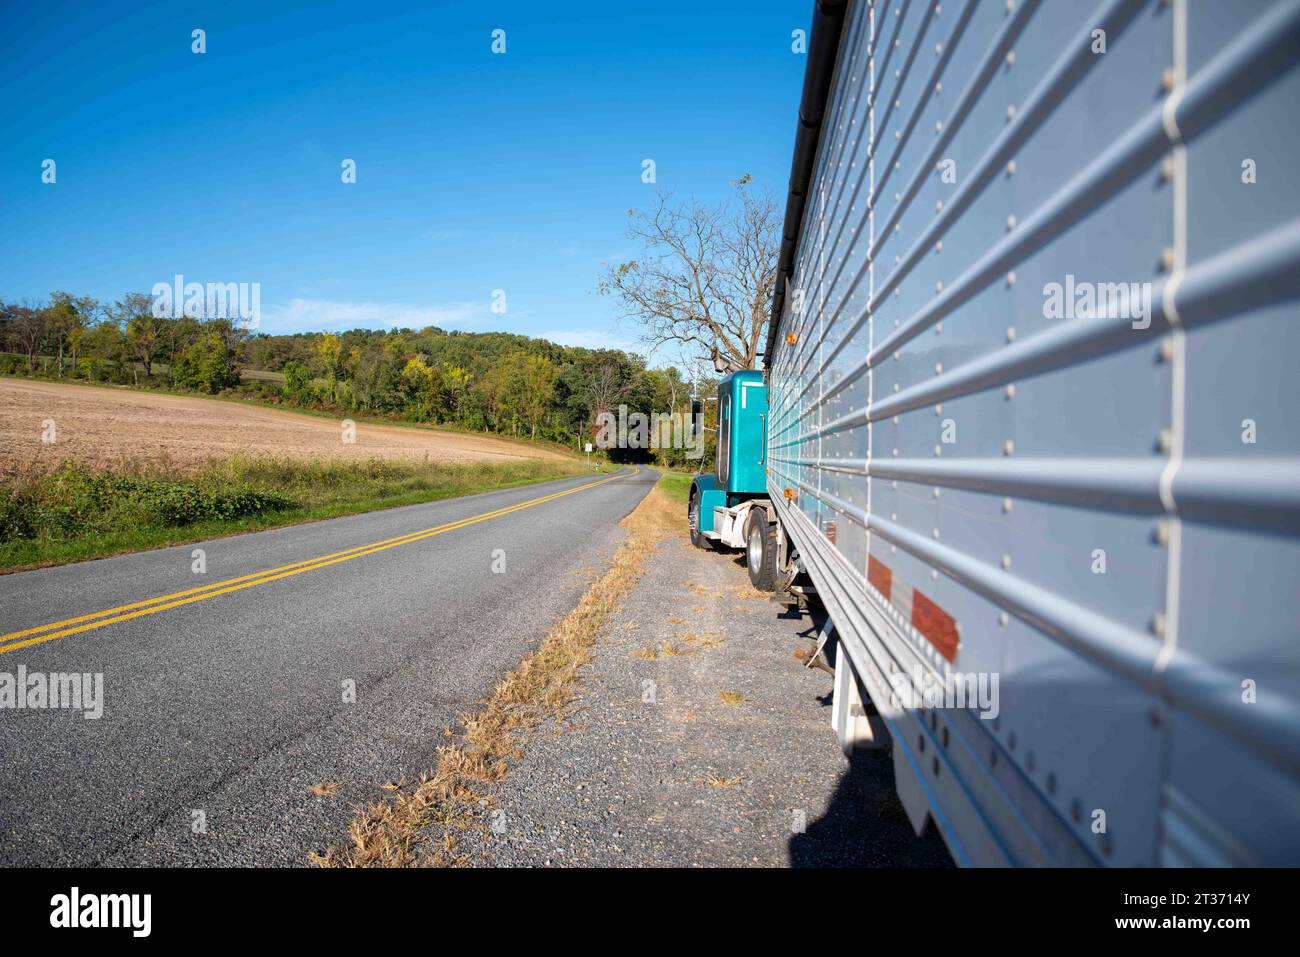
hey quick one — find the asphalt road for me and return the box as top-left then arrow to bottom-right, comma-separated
0,466 -> 655,866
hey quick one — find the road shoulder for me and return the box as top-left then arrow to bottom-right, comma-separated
464,486 -> 953,867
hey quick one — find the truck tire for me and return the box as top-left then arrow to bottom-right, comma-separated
688,489 -> 711,550
745,508 -> 777,591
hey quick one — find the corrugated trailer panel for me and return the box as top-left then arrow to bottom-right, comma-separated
767,0 -> 1300,865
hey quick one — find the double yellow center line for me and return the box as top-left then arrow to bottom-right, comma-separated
0,467 -> 636,656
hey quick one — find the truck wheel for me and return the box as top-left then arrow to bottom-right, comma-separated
745,509 -> 777,591
688,489 -> 710,550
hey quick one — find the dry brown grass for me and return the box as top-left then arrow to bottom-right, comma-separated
308,783 -> 341,797
311,481 -> 683,868
718,690 -> 747,705
679,630 -> 721,648
705,775 -> 742,789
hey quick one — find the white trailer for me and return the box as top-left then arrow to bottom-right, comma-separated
760,0 -> 1300,866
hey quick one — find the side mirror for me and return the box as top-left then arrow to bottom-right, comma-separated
690,398 -> 702,437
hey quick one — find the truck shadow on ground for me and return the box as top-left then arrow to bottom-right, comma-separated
721,553 -> 953,867
789,748 -> 954,867
787,610 -> 954,867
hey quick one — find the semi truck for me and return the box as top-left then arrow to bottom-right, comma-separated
689,0 -> 1300,866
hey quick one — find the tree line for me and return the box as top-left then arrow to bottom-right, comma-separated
0,293 -> 716,467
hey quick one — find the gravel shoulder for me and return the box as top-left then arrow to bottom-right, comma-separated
466,514 -> 954,868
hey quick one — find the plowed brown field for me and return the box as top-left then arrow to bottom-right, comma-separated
0,378 -> 568,474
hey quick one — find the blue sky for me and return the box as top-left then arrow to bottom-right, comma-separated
0,0 -> 808,359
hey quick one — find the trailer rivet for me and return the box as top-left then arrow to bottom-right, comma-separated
934,445 -> 942,457
1006,326 -> 1017,342
1004,439 -> 1015,456
935,81 -> 943,94
935,199 -> 944,212
935,121 -> 943,133
999,612 -> 1010,626
1154,521 -> 1170,545
1003,497 -> 1013,513
935,404 -> 943,415
935,240 -> 943,253
1005,383 -> 1016,399
935,362 -> 943,373
1006,103 -> 1018,121
1161,67 -> 1176,93
936,281 -> 944,293
1159,338 -> 1174,362
933,487 -> 941,499
933,528 -> 940,539
1006,50 -> 1016,68
1160,247 -> 1175,272
1006,158 -> 1017,176
1160,156 -> 1176,181
1007,214 -> 1017,231
1151,613 -> 1167,636
936,321 -> 943,333
1157,429 -> 1173,453
1006,270 -> 1017,286
1001,554 -> 1011,570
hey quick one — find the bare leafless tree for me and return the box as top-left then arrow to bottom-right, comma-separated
10,300 -> 47,373
599,176 -> 779,372
585,356 -> 631,420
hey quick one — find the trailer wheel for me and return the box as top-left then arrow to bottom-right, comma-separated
745,508 -> 777,591
688,489 -> 711,550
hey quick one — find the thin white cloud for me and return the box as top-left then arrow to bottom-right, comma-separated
259,298 -> 491,334
538,328 -> 640,354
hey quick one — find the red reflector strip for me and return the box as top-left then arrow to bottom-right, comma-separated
868,556 -> 892,601
912,589 -> 959,663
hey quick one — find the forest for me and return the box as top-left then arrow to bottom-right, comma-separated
0,293 -> 717,468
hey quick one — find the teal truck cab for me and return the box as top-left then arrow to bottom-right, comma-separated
688,370 -> 781,589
